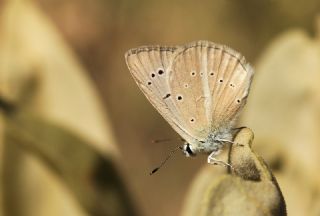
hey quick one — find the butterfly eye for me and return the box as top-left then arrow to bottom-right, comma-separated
219,79 -> 223,83
186,144 -> 195,156
191,71 -> 196,76
190,118 -> 195,123
177,95 -> 183,101
147,81 -> 152,85
236,99 -> 241,103
151,73 -> 156,78
210,72 -> 214,76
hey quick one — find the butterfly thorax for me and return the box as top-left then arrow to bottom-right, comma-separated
183,126 -> 233,157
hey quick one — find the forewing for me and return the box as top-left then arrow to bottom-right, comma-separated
125,45 -> 197,143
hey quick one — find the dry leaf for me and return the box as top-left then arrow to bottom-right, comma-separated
4,112 -> 136,216
0,115 -> 4,216
182,128 -> 286,216
241,28 -> 320,216
0,0 -> 118,157
0,0 -> 135,215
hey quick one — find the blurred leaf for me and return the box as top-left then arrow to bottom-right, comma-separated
0,0 -> 118,157
4,111 -> 136,216
182,128 -> 286,216
0,0 -> 138,215
242,28 -> 320,216
243,29 -> 320,177
0,114 -> 4,216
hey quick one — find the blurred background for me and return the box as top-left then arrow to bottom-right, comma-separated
1,0 -> 320,215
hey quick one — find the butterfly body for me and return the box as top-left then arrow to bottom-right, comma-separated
125,40 -> 254,163
182,123 -> 233,157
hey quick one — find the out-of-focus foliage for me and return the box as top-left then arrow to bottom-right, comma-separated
4,112 -> 137,216
0,115 -> 3,216
182,128 -> 286,216
0,0 -> 118,156
0,0 -> 136,216
242,29 -> 320,216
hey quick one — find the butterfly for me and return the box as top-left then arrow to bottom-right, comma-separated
125,40 -> 254,173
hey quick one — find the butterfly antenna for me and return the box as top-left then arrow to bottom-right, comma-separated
149,145 -> 183,175
152,138 -> 185,143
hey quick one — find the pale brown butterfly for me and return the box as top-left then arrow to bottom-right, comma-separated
125,40 -> 254,174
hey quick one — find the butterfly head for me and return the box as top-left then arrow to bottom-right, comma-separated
182,143 -> 196,157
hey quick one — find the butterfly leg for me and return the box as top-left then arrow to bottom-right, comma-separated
207,150 -> 233,169
216,139 -> 244,147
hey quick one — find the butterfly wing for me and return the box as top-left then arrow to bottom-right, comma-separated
125,45 -> 198,143
169,41 -> 254,136
125,41 -> 254,145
